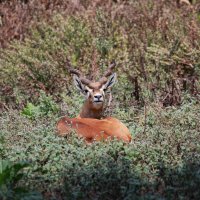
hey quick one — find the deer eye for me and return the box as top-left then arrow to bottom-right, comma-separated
84,89 -> 89,93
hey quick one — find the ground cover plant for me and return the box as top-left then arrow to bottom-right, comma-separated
1,98 -> 200,199
1,0 -> 200,199
0,160 -> 43,200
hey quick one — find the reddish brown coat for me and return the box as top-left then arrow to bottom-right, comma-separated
57,116 -> 132,143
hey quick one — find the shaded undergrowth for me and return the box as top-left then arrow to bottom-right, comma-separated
1,98 -> 200,199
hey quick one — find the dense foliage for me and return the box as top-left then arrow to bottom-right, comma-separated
1,0 -> 200,109
1,0 -> 200,199
1,98 -> 200,199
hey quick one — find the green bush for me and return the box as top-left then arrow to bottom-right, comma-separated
0,160 -> 42,200
1,99 -> 200,199
21,103 -> 40,119
22,91 -> 59,119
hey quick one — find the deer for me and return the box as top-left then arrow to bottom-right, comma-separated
56,61 -> 132,143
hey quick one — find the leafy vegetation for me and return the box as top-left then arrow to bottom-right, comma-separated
1,0 -> 200,109
0,0 -> 200,199
0,160 -> 42,200
1,98 -> 200,199
21,91 -> 59,119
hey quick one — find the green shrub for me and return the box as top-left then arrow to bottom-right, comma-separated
21,103 -> 40,119
22,91 -> 59,119
1,100 -> 200,199
0,160 -> 42,200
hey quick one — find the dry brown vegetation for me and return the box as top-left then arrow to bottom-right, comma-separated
1,0 -> 200,111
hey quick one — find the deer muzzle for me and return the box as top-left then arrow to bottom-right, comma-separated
93,94 -> 103,103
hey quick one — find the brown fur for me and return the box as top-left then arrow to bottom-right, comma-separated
57,117 -> 131,142
79,99 -> 104,119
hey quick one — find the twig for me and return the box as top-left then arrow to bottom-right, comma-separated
143,101 -> 147,134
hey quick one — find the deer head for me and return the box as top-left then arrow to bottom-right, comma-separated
66,60 -> 117,119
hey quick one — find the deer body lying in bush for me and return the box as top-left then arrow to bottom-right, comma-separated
57,62 -> 131,142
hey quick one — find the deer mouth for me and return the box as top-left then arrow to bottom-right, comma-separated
93,100 -> 103,104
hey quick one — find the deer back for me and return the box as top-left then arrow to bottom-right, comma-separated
57,116 -> 131,143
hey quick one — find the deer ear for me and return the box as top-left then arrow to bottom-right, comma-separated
73,75 -> 86,95
103,73 -> 117,90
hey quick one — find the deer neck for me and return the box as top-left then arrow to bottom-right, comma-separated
79,99 -> 104,119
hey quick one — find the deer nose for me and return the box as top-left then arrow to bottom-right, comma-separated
94,94 -> 102,100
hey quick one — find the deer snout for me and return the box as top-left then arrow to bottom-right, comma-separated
94,94 -> 103,102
